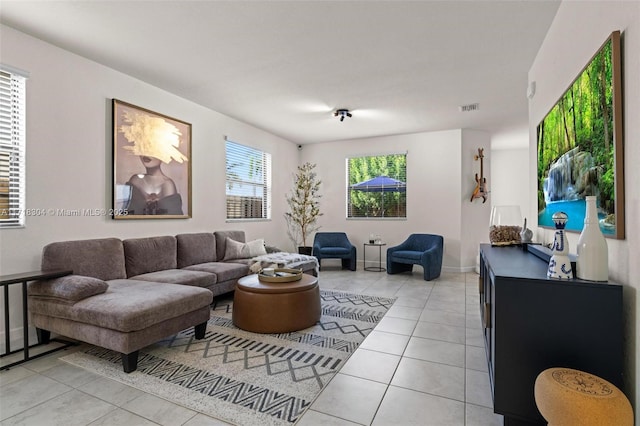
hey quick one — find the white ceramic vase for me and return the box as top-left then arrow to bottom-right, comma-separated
576,196 -> 608,282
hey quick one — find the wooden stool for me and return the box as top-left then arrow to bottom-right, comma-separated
534,367 -> 633,426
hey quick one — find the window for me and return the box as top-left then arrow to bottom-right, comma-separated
225,138 -> 271,220
0,65 -> 27,228
347,153 -> 407,218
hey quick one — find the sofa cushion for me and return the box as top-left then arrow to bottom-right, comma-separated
183,262 -> 249,282
41,238 -> 126,281
130,269 -> 216,288
28,279 -> 212,332
123,236 -> 177,277
223,237 -> 267,261
214,230 -> 245,261
176,233 -> 216,268
28,275 -> 108,305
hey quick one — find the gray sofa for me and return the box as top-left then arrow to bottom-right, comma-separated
28,230 -> 314,373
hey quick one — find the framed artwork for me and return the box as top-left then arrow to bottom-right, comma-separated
112,99 -> 192,219
536,30 -> 624,239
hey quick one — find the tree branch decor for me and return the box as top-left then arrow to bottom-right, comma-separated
285,162 -> 322,252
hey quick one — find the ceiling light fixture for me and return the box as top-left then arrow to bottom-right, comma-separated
334,109 -> 352,122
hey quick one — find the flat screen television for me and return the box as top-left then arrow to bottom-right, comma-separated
536,30 -> 624,239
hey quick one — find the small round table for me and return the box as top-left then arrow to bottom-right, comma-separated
232,274 -> 321,333
364,243 -> 386,272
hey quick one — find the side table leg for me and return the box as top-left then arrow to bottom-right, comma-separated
22,281 -> 29,361
3,284 -> 10,355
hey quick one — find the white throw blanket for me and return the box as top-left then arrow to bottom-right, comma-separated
248,252 -> 319,274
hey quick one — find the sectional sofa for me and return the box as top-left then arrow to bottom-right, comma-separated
27,230 -> 316,372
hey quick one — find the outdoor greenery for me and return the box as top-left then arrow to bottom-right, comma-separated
348,153 -> 406,218
537,37 -> 617,215
285,162 -> 322,249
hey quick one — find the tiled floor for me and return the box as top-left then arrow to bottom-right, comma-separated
0,267 -> 503,426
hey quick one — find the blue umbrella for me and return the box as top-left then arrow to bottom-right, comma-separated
350,176 -> 406,216
350,176 -> 406,192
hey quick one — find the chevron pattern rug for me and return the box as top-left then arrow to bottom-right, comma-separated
60,289 -> 395,425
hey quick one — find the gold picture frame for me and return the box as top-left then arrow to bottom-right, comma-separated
112,99 -> 192,219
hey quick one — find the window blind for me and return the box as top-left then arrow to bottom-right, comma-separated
225,139 -> 271,219
347,153 -> 407,218
0,66 -> 27,227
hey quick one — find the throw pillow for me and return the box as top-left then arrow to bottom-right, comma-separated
223,237 -> 267,260
27,275 -> 108,304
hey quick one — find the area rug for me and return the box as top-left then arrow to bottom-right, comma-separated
60,289 -> 396,425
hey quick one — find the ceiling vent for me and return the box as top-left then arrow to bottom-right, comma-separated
459,103 -> 479,112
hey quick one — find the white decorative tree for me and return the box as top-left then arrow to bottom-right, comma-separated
284,162 -> 322,253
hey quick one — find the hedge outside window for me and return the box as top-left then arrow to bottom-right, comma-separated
347,153 -> 407,218
0,66 -> 27,228
225,139 -> 271,220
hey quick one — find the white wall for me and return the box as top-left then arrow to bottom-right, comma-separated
0,25 -> 299,342
490,147 -> 530,224
529,2 -> 639,419
300,129 -> 490,271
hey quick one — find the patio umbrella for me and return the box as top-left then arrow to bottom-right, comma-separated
350,175 -> 406,216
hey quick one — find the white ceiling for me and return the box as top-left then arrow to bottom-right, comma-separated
0,1 -> 560,145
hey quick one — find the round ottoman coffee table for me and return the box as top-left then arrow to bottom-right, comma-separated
232,273 -> 321,333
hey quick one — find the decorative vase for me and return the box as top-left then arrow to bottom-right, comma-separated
576,196 -> 608,281
489,205 -> 522,245
547,212 -> 573,280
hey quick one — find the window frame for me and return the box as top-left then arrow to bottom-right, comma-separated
346,152 -> 407,220
224,138 -> 272,221
0,65 -> 28,228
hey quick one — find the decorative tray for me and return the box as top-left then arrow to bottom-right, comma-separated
258,268 -> 303,283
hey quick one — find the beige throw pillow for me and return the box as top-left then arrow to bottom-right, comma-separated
223,237 -> 267,260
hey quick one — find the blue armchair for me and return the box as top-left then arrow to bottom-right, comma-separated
312,232 -> 357,271
387,234 -> 443,281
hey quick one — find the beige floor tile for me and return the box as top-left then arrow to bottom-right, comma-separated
86,407 -> 158,425
310,373 -> 387,425
121,393 -> 199,426
358,330 -> 410,356
297,409 -> 362,425
372,385 -> 465,426
182,412 -> 234,425
0,373 -> 72,420
0,365 -> 34,386
78,376 -> 145,406
339,348 -> 401,384
404,336 -> 465,367
41,361 -> 101,388
1,389 -> 115,426
373,316 -> 417,335
419,309 -> 466,327
465,403 -> 504,426
466,344 -> 489,372
392,295 -> 428,309
385,304 -> 423,320
412,321 -> 466,344
391,357 -> 465,401
466,369 -> 494,408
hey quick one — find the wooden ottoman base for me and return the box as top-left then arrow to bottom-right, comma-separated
232,274 -> 321,333
534,367 -> 633,426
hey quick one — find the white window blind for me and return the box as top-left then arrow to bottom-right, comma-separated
225,138 -> 271,220
347,153 -> 407,218
0,66 -> 27,228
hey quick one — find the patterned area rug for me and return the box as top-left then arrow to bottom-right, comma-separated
60,289 -> 395,425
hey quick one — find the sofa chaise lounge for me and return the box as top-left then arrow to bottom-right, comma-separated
28,230 -> 317,372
